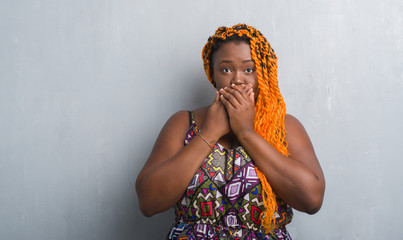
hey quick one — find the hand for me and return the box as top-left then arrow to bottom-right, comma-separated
219,83 -> 256,137
201,91 -> 231,141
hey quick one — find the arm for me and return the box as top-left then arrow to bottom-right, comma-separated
220,85 -> 325,214
135,92 -> 229,217
236,115 -> 325,214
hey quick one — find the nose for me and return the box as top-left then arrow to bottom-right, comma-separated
231,71 -> 244,85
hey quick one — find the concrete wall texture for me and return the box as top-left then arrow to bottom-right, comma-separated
1,0 -> 402,239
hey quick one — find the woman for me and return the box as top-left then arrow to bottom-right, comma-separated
136,24 -> 325,239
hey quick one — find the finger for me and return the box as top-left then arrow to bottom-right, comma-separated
249,92 -> 255,102
233,83 -> 254,102
224,88 -> 246,104
231,84 -> 253,98
230,83 -> 247,94
228,85 -> 255,109
220,88 -> 242,108
219,93 -> 235,112
231,82 -> 252,89
225,85 -> 256,109
213,91 -> 220,103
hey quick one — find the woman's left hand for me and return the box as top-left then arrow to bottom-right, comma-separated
219,83 -> 256,137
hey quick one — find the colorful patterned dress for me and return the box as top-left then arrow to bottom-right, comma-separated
167,112 -> 293,240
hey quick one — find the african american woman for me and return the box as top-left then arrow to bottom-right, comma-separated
136,24 -> 325,239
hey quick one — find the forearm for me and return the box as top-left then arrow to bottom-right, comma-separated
136,136 -> 215,216
237,130 -> 324,213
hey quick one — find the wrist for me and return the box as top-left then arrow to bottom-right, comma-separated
235,128 -> 257,142
197,132 -> 214,152
198,128 -> 220,147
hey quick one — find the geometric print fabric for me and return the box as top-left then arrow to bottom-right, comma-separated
167,112 -> 293,240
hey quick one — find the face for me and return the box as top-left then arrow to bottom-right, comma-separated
212,41 -> 258,96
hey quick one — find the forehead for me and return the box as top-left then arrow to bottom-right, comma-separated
212,41 -> 252,64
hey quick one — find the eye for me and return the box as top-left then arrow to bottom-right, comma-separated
221,67 -> 231,73
245,68 -> 254,73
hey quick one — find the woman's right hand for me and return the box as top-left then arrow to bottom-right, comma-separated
201,91 -> 230,141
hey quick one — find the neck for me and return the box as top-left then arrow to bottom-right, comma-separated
218,132 -> 239,149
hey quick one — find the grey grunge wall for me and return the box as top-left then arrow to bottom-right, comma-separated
1,0 -> 402,239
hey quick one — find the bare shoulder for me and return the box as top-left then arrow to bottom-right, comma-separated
284,114 -> 310,139
284,114 -> 315,160
137,110 -> 190,181
165,110 -> 190,128
150,110 -> 191,158
159,110 -> 190,142
285,114 -> 304,131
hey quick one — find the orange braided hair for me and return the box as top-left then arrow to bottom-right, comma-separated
202,24 -> 288,233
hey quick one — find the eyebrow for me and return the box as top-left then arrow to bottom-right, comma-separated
242,59 -> 254,63
218,59 -> 254,64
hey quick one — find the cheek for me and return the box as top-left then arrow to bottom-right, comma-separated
249,75 -> 259,94
213,76 -> 231,90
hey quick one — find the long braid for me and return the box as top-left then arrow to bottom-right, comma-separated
202,24 -> 288,233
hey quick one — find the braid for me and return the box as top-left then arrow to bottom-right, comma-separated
202,24 -> 288,233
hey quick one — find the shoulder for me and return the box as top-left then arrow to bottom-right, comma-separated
166,110 -> 189,124
150,110 -> 190,155
284,113 -> 300,125
284,114 -> 307,134
284,114 -> 315,158
162,110 -> 190,134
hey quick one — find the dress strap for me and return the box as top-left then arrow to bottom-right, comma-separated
187,111 -> 200,134
187,111 -> 196,127
187,111 -> 192,127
